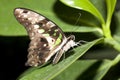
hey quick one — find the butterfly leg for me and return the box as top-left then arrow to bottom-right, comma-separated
52,49 -> 64,64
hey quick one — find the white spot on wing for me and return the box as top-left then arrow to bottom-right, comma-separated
23,14 -> 28,18
28,17 -> 32,20
34,25 -> 39,29
28,27 -> 31,31
31,32 -> 35,36
38,29 -> 44,33
38,16 -> 45,21
46,21 -> 55,28
31,36 -> 34,40
33,42 -> 37,46
15,8 -> 23,14
43,44 -> 47,47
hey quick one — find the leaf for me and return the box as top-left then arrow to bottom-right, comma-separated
18,38 -> 103,80
54,54 -> 120,80
60,0 -> 105,24
106,0 -> 117,22
72,26 -> 102,33
54,60 -> 98,80
105,0 -> 117,30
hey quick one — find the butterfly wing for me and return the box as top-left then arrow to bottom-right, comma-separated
14,8 -> 67,66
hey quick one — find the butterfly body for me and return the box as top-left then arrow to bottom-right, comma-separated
14,8 -> 79,66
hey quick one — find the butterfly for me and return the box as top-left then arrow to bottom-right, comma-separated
14,8 -> 80,66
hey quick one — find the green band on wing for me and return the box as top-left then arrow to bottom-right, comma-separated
38,29 -> 45,33
43,33 -> 50,37
54,33 -> 62,47
53,32 -> 56,36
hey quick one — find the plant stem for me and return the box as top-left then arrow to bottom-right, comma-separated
105,38 -> 120,52
102,23 -> 120,52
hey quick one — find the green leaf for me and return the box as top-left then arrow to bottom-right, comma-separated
54,60 -> 99,80
101,0 -> 116,39
18,38 -> 103,80
54,54 -> 120,80
106,0 -> 117,23
60,0 -> 105,24
69,26 -> 103,36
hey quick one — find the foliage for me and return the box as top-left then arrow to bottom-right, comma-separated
0,0 -> 120,80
